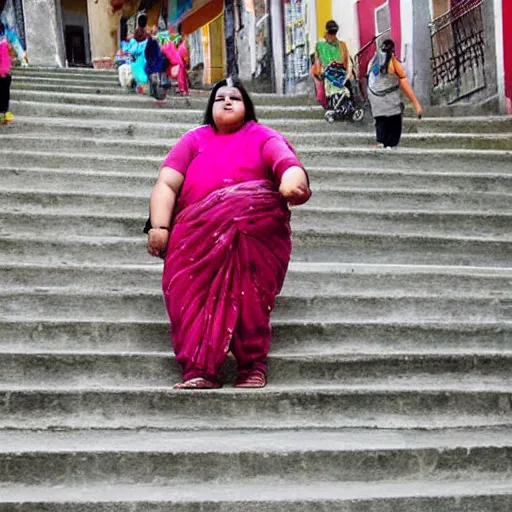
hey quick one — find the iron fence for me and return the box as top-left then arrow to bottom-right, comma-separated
430,0 -> 486,103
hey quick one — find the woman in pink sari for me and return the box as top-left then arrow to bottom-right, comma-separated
161,35 -> 189,96
147,78 -> 311,389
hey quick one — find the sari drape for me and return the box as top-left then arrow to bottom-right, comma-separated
162,180 -> 291,381
162,41 -> 188,94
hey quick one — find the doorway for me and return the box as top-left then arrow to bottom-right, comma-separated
60,0 -> 91,66
65,25 -> 86,66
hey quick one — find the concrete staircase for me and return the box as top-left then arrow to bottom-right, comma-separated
1,66 -> 512,510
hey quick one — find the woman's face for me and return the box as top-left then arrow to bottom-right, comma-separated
212,86 -> 246,132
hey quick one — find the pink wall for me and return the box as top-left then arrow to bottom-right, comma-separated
357,0 -> 401,54
504,0 -> 512,113
356,0 -> 402,89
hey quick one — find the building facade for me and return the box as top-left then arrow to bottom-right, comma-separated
3,0 -> 510,111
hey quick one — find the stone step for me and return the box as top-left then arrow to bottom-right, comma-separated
2,146 -> 512,174
9,99 -> 512,131
0,429 -> 511,485
1,288 -> 510,323
1,209 -> 510,242
1,384 -> 512,429
1,166 -> 510,196
9,99 -> 324,121
3,232 -> 510,267
8,91 -> 511,143
2,479 -> 512,512
2,351 -> 512,388
11,80 -> 128,95
5,111 -> 512,136
1,319 -> 509,356
11,89 -> 213,111
10,91 -> 507,142
11,81 -> 321,107
2,263 -> 510,296
2,185 -> 512,215
11,68 -> 119,81
5,129 -> 512,155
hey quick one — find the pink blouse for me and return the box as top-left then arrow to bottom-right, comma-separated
162,121 -> 303,210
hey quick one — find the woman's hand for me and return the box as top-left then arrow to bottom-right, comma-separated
147,228 -> 169,258
280,181 -> 312,205
279,166 -> 312,206
415,103 -> 423,119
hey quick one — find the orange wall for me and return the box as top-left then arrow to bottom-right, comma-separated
182,0 -> 223,35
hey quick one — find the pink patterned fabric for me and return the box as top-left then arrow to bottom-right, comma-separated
162,180 -> 291,381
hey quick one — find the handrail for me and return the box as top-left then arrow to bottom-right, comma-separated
355,29 -> 391,59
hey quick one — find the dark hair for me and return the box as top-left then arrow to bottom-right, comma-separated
380,39 -> 395,74
137,13 -> 148,29
203,78 -> 257,129
325,20 -> 338,35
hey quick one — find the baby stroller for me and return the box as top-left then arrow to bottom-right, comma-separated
323,62 -> 365,123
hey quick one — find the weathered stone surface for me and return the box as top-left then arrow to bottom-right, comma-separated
1,67 -> 512,509
21,0 -> 65,67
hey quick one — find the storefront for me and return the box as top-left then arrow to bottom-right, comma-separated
170,0 -> 224,84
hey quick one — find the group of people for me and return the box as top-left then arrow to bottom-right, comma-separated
313,19 -> 423,148
0,20 -> 27,125
115,14 -> 190,98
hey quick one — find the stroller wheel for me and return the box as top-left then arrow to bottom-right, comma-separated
325,110 -> 336,123
352,108 -> 365,122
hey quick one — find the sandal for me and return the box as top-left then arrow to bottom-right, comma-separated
174,377 -> 221,390
235,370 -> 267,389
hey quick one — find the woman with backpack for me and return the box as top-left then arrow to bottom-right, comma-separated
367,39 -> 423,148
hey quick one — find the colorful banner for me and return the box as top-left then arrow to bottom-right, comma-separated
1,0 -> 25,47
168,0 -> 193,25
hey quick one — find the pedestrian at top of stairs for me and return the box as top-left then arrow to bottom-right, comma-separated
367,39 -> 423,148
145,77 -> 311,391
0,21 -> 13,124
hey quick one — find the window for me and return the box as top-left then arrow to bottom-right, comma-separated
375,2 -> 391,36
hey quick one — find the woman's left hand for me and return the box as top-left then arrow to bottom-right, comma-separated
279,166 -> 312,206
280,182 -> 312,205
147,228 -> 169,259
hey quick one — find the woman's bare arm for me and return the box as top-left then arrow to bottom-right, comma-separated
279,166 -> 311,206
392,57 -> 423,117
147,167 -> 185,258
149,166 -> 185,228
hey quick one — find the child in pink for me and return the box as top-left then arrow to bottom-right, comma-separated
0,22 -> 13,124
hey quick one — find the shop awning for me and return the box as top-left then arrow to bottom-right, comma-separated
169,0 -> 223,33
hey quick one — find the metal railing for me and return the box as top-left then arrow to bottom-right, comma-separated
430,0 -> 486,103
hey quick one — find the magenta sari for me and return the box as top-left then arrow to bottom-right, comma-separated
162,41 -> 189,95
162,180 -> 292,382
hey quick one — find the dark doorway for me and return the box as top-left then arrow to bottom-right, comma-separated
65,25 -> 86,66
